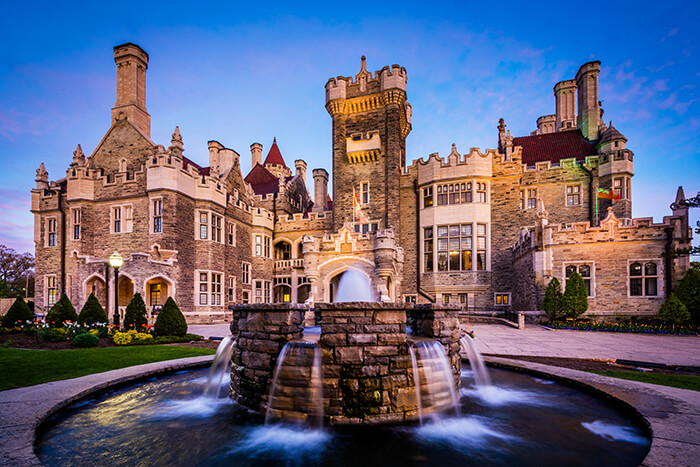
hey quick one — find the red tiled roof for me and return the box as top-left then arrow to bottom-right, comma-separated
327,194 -> 333,211
512,130 -> 597,166
182,156 -> 210,175
244,163 -> 279,195
263,137 -> 287,167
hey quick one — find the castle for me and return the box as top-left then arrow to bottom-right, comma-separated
31,43 -> 692,322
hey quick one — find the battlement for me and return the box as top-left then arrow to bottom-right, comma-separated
325,57 -> 407,103
405,145 -> 495,184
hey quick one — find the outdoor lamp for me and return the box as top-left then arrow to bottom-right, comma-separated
109,252 -> 123,326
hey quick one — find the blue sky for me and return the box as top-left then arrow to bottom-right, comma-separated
1,1 -> 698,254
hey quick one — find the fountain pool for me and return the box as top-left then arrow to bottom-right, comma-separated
35,363 -> 650,466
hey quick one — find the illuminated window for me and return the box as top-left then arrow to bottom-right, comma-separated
443,294 -> 451,304
494,293 -> 510,306
437,224 -> 473,271
423,186 -> 433,208
476,224 -> 487,270
47,276 -> 57,307
613,178 -> 624,199
565,264 -> 594,297
629,262 -> 658,297
242,290 -> 250,304
566,185 -> 581,206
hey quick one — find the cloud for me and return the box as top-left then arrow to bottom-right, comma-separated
647,61 -> 675,73
660,27 -> 679,42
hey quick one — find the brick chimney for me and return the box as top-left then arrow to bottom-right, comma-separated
111,43 -> 151,138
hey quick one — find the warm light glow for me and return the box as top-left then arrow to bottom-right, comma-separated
109,251 -> 123,269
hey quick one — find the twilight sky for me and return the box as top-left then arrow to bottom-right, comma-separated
1,0 -> 698,255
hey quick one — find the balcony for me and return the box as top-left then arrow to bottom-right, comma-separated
274,258 -> 304,269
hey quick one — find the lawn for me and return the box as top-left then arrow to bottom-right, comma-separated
0,346 -> 215,391
589,370 -> 700,392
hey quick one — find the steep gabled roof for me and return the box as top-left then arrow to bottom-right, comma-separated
512,130 -> 598,166
244,163 -> 279,195
263,137 -> 287,167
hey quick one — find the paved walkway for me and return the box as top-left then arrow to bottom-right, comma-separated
190,322 -> 700,367
470,323 -> 700,366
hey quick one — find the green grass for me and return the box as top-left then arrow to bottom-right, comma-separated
0,346 -> 215,391
589,370 -> 700,392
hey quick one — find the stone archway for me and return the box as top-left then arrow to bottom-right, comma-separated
144,276 -> 172,308
118,275 -> 134,307
85,275 -> 107,309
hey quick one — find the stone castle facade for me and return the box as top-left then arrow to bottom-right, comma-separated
31,43 -> 692,323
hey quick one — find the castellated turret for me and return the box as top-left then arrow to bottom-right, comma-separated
312,168 -> 328,212
575,61 -> 601,141
111,43 -> 151,137
554,79 -> 577,131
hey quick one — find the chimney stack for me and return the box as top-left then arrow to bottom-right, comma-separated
294,159 -> 307,183
312,168 -> 328,212
554,79 -> 577,131
111,43 -> 151,137
250,143 -> 262,168
575,61 -> 601,141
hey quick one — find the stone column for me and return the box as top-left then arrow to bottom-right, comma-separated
229,304 -> 304,411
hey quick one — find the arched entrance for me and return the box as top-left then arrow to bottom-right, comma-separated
274,284 -> 292,303
118,276 -> 134,307
85,276 -> 107,309
275,241 -> 292,260
145,277 -> 171,308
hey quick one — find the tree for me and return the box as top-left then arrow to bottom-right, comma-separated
77,293 -> 108,325
543,277 -> 563,321
154,297 -> 187,337
45,294 -> 78,327
676,268 -> 700,325
563,272 -> 588,324
658,293 -> 690,332
1,296 -> 33,327
0,244 -> 34,298
124,293 -> 148,330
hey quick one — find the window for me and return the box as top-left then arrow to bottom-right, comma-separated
566,185 -> 581,206
199,212 -> 208,239
211,273 -> 222,305
47,218 -> 57,246
198,272 -> 208,305
629,262 -> 658,297
613,178 -> 623,199
264,281 -> 271,303
227,277 -> 235,302
153,199 -> 162,233
149,283 -> 161,306
353,223 -> 378,234
423,187 -> 433,208
476,182 -> 487,203
255,280 -> 263,303
565,264 -> 593,297
361,181 -> 369,204
212,214 -> 223,243
47,276 -> 57,307
424,227 -> 434,272
436,224 -> 473,271
436,183 -> 472,206
443,294 -> 451,305
495,293 -> 510,306
519,190 -> 525,210
72,209 -> 81,240
404,295 -> 417,304
476,224 -> 487,270
242,291 -> 250,304
227,223 -> 236,246
254,235 -> 271,257
113,207 -> 121,233
242,262 -> 251,285
527,189 -> 537,209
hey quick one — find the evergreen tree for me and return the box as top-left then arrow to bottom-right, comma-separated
1,296 -> 33,327
124,292 -> 148,330
77,293 -> 108,325
154,297 -> 187,337
45,294 -> 78,327
658,293 -> 690,332
676,268 -> 700,325
563,272 -> 588,324
543,277 -> 563,321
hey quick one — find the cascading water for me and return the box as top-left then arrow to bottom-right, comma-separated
204,336 -> 236,399
460,334 -> 491,387
409,340 -> 459,423
265,341 -> 324,428
334,269 -> 374,302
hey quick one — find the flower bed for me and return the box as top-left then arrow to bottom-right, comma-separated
544,320 -> 699,335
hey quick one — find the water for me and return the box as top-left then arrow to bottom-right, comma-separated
265,341 -> 323,428
459,335 -> 492,387
36,366 -> 651,466
334,269 -> 374,302
410,340 -> 460,423
204,337 -> 236,399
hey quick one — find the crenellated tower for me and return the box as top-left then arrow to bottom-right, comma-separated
325,56 -> 412,234
111,43 -> 151,138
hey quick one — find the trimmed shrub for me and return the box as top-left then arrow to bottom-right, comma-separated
45,294 -> 78,327
563,272 -> 588,324
77,293 -> 108,325
1,297 -> 33,328
153,297 -> 187,337
658,293 -> 690,332
41,327 -> 67,343
73,333 -> 99,348
543,277 -> 563,321
676,268 -> 700,325
123,293 -> 148,330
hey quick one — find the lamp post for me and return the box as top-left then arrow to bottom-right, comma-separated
109,252 -> 123,327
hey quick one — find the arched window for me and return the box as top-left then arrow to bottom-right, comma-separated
275,241 -> 291,260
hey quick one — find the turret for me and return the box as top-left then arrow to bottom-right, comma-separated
111,43 -> 151,137
575,61 -> 601,141
250,143 -> 262,168
294,159 -> 307,184
554,79 -> 577,131
35,163 -> 49,190
169,126 -> 184,158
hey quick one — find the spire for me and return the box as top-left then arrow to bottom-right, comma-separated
263,137 -> 286,167
356,55 -> 371,92
71,144 -> 85,167
35,162 -> 49,189
169,126 -> 184,156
